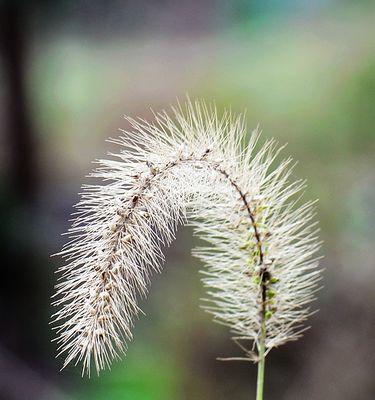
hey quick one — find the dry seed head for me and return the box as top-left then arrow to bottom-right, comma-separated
52,99 -> 321,376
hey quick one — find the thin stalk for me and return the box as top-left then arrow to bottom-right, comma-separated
256,320 -> 266,400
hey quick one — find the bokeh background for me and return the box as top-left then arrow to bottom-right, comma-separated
0,1 -> 374,399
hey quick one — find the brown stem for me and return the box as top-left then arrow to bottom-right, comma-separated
99,152 -> 269,331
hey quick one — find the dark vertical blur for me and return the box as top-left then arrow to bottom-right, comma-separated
0,3 -> 52,400
1,1 -> 37,201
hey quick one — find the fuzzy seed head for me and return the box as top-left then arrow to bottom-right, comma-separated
52,99 -> 321,375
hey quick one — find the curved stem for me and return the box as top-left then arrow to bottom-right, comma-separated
112,155 -> 269,399
256,320 -> 266,400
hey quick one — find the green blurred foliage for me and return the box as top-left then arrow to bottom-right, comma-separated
76,348 -> 180,400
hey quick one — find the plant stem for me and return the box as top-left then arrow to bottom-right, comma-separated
256,320 -> 266,400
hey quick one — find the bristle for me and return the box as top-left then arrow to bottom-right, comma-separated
52,100 -> 321,375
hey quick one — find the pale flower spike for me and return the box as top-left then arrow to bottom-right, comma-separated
52,99 -> 321,377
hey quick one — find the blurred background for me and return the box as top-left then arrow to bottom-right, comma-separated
0,1 -> 374,399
